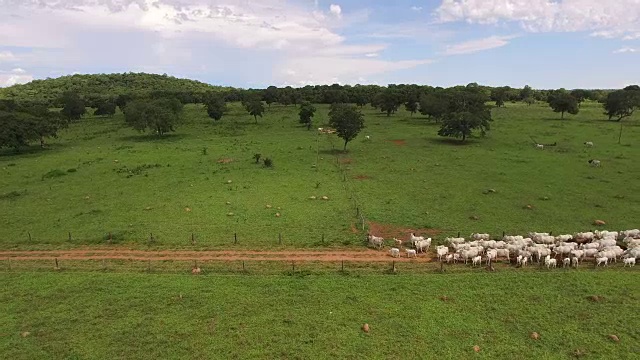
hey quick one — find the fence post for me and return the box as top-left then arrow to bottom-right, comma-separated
242,261 -> 245,271
502,231 -> 505,237
234,232 -> 237,244
191,233 -> 196,245
68,232 -> 72,241
356,207 -> 359,217
321,233 -> 325,244
55,258 -> 59,269
28,232 -> 32,242
291,261 -> 295,272
457,232 -> 460,238
149,233 -> 154,243
392,261 -> 396,272
341,260 -> 344,272
108,232 -> 112,244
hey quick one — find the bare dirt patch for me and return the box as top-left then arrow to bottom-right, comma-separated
367,221 -> 444,241
353,175 -> 371,180
387,139 -> 407,146
339,158 -> 352,164
217,158 -> 233,164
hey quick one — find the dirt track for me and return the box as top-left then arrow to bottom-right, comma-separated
0,248 -> 434,262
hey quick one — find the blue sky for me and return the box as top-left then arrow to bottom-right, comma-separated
0,0 -> 639,89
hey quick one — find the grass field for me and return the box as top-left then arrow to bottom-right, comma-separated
1,270 -> 638,359
1,101 -> 639,248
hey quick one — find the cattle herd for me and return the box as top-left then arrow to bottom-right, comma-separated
367,229 -> 640,268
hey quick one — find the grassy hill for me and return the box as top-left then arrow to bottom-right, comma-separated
0,73 -> 231,104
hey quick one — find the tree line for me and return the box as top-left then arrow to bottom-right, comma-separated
1,74 -> 638,151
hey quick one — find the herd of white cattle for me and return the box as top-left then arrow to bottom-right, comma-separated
367,229 -> 640,268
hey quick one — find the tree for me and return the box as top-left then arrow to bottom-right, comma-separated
60,91 -> 86,121
374,88 -> 402,116
0,100 -> 66,151
520,85 -> 533,101
523,97 -> 536,106
547,90 -> 579,119
328,103 -> 365,151
298,101 -> 316,130
437,109 -> 492,142
405,100 -> 418,116
204,93 -> 227,121
490,87 -> 509,107
93,98 -> 116,116
570,89 -> 589,107
263,86 -> 278,107
123,98 -> 183,136
603,87 -> 640,121
244,100 -> 265,123
419,92 -> 449,121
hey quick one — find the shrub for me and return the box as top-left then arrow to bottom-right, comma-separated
42,169 -> 67,180
0,190 -> 26,201
263,157 -> 273,168
67,168 -> 77,173
253,153 -> 261,163
202,147 -> 208,155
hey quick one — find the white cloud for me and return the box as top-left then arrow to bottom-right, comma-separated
329,4 -> 342,18
613,47 -> 638,54
0,0 -> 432,86
435,0 -> 640,39
0,73 -> 34,87
622,33 -> 640,40
278,56 -> 433,86
443,35 -> 515,55
0,51 -> 17,62
411,6 -> 423,12
365,53 -> 379,57
11,68 -> 27,73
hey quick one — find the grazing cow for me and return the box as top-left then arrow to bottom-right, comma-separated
406,249 -> 417,258
389,248 -> 400,258
588,159 -> 601,167
584,141 -> 594,147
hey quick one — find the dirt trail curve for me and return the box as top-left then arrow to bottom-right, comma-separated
0,249 -> 433,262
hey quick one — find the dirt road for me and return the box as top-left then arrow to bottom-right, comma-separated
0,248 -> 433,262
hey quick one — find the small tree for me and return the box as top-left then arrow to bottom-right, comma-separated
93,99 -> 116,117
244,100 -> 265,123
329,103 -> 365,151
123,98 -> 183,136
548,91 -> 579,119
405,100 -> 418,116
298,101 -> 316,130
60,91 -> 86,121
437,109 -> 492,142
419,93 -> 449,121
603,87 -> 640,121
204,93 -> 227,122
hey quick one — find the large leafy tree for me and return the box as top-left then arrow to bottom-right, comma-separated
603,86 -> 640,121
547,90 -> 579,119
60,91 -> 86,121
123,98 -> 183,136
204,93 -> 227,121
328,103 -> 365,151
0,100 -> 66,151
263,86 -> 278,107
490,87 -> 509,107
437,90 -> 492,142
298,101 -> 316,130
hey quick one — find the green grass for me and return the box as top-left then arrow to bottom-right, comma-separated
1,270 -> 638,359
0,101 -> 639,248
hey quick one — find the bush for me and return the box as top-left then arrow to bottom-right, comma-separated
263,157 -> 273,168
42,169 -> 67,180
202,147 -> 208,155
0,190 -> 26,201
67,168 -> 77,173
253,153 -> 261,163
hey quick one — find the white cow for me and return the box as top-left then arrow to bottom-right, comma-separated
389,248 -> 400,258
406,249 -> 417,258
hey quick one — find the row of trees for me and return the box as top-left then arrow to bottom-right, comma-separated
546,85 -> 640,120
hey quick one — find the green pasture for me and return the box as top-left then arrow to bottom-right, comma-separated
1,270 -> 638,359
0,101 -> 639,248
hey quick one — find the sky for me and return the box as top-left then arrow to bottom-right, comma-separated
0,0 -> 639,89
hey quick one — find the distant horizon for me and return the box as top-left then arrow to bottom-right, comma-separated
1,1 -> 639,89
0,71 -> 630,92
